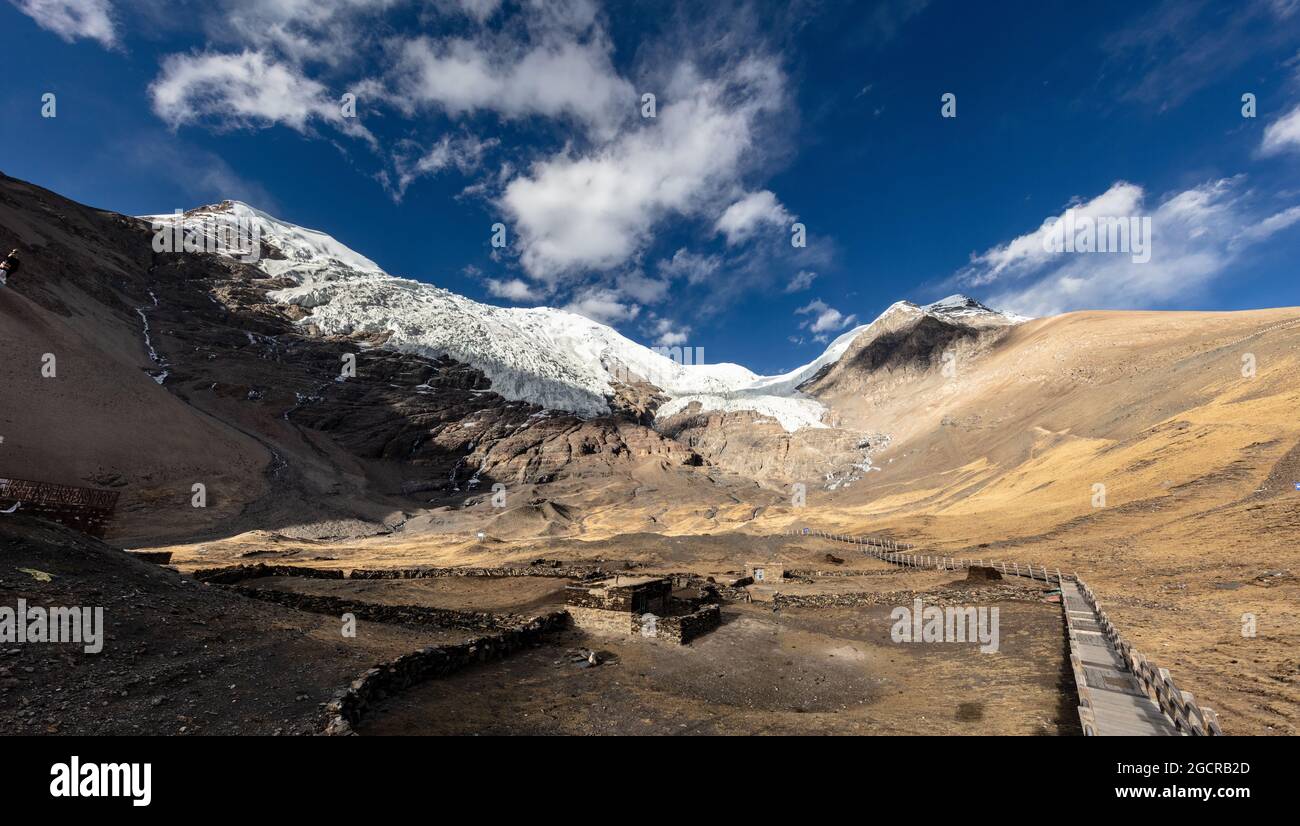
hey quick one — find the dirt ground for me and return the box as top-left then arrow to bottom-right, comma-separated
359,594 -> 1074,736
0,517 -> 472,735
766,532 -> 1300,736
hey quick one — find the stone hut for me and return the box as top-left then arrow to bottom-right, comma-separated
565,575 -> 720,644
565,575 -> 671,635
746,562 -> 785,584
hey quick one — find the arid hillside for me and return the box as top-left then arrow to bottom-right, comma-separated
766,308 -> 1300,735
0,173 -> 774,546
796,307 -> 1300,534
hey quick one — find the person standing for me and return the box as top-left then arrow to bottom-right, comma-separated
0,249 -> 19,287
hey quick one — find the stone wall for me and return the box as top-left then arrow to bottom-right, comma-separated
784,568 -> 905,579
350,565 -> 605,580
570,603 -> 721,644
646,604 -> 721,644
567,604 -> 636,636
191,562 -> 608,585
773,584 -> 1048,610
190,564 -> 763,610
565,579 -> 671,613
193,563 -> 346,584
201,576 -> 573,734
772,591 -> 898,609
230,585 -> 521,631
321,611 -> 570,735
717,587 -> 752,603
127,550 -> 173,564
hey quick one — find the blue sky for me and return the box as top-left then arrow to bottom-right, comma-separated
3,0 -> 1300,374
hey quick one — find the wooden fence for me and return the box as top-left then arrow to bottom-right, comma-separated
1073,577 -> 1222,735
0,476 -> 120,538
784,528 -> 1063,581
788,526 -> 1222,735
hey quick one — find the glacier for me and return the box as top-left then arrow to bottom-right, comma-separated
141,202 -> 1022,432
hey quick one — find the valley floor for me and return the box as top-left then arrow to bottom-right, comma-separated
235,565 -> 1073,735
3,516 -> 1077,736
358,598 -> 1071,736
147,506 -> 1299,735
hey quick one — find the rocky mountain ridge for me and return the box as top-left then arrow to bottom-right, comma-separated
1,174 -> 1024,542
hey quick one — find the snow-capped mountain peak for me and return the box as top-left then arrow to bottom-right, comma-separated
922,293 -> 1031,324
139,204 -> 1024,431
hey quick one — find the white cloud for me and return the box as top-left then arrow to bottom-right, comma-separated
957,182 -> 1145,287
191,0 -> 401,67
454,0 -> 504,23
650,317 -> 691,347
382,133 -> 498,201
960,177 -> 1300,317
658,248 -> 721,284
133,0 -> 797,312
563,286 -> 640,325
149,50 -> 373,145
501,56 -> 786,281
784,269 -> 817,292
384,30 -> 633,138
1231,204 -> 1300,246
485,277 -> 542,302
715,189 -> 793,245
616,271 -> 671,304
1261,103 -> 1300,156
796,298 -> 857,339
11,0 -> 116,47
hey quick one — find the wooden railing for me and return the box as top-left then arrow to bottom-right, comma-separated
789,526 -> 1223,735
784,528 -> 1064,581
1073,577 -> 1222,736
784,527 -> 916,552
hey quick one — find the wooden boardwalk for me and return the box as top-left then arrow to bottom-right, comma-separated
1061,580 -> 1179,736
786,528 -> 1222,735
